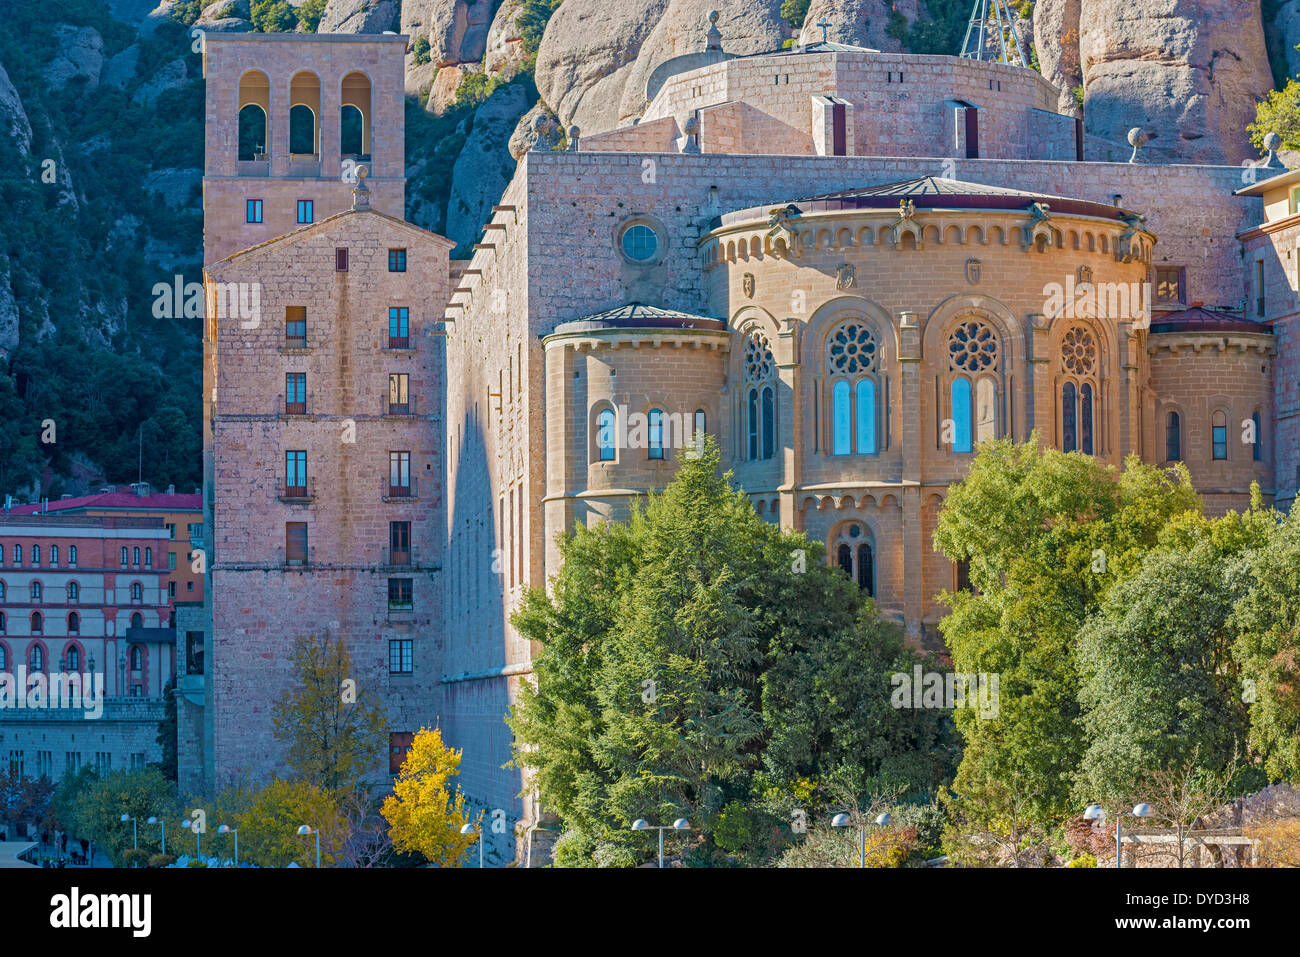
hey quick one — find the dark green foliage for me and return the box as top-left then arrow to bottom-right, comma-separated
518,0 -> 562,56
412,36 -> 432,66
904,0 -> 972,55
780,0 -> 811,29
156,678 -> 179,782
296,0 -> 327,33
251,0 -> 297,33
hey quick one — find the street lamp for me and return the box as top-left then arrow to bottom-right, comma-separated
297,825 -> 321,868
146,816 -> 165,855
1084,803 -> 1151,868
120,814 -> 137,853
631,818 -> 691,868
180,818 -> 201,858
217,825 -> 238,867
459,822 -> 484,868
831,811 -> 892,868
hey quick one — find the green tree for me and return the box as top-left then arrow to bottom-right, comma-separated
271,634 -> 387,791
296,0 -> 327,32
1231,505 -> 1300,781
780,0 -> 811,29
518,0 -> 562,56
412,36 -> 432,66
58,768 -> 177,865
155,677 -> 178,782
933,437 -> 1200,826
251,0 -> 297,33
1249,78 -> 1300,154
232,778 -> 345,867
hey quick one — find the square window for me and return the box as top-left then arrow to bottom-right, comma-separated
389,640 -> 412,675
388,248 -> 407,272
246,199 -> 263,224
297,199 -> 313,224
388,577 -> 413,610
1155,266 -> 1185,303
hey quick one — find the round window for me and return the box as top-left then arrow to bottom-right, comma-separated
621,223 -> 659,262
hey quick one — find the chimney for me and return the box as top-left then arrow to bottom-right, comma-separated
167,484 -> 176,495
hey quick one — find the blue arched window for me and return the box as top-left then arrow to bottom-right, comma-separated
1166,411 -> 1182,462
760,386 -> 775,459
951,376 -> 973,453
833,523 -> 874,596
747,389 -> 759,460
832,380 -> 851,455
596,408 -> 616,462
648,409 -> 664,459
1079,382 -> 1094,455
1062,382 -> 1077,452
855,379 -> 876,454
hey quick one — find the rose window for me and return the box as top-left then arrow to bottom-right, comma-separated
744,333 -> 774,381
947,321 -> 998,373
1062,326 -> 1096,375
828,322 -> 878,375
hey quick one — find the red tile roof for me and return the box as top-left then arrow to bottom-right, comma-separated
7,491 -> 202,515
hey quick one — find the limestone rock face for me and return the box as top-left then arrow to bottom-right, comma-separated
143,168 -> 204,208
1032,0 -> 1083,115
0,60 -> 32,157
103,44 -> 142,89
1275,0 -> 1300,79
508,101 -> 564,159
535,0 -> 671,135
446,82 -> 531,251
1039,0 -> 1273,164
616,0 -> 788,124
318,0 -> 400,34
415,0 -> 502,67
796,0 -> 920,52
44,25 -> 104,91
485,0 -> 527,76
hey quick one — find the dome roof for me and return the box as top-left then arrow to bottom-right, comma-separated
549,303 -> 726,336
1148,306 -> 1273,335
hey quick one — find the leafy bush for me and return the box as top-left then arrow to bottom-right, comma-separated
780,0 -> 811,29
1067,853 -> 1097,868
148,852 -> 177,868
251,0 -> 296,32
412,36 -> 432,66
296,0 -> 326,32
121,849 -> 151,868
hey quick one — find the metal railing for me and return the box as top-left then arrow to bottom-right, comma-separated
277,477 -> 315,503
382,476 -> 418,500
382,394 -> 418,416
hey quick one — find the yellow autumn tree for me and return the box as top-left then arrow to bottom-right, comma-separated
382,726 -> 479,866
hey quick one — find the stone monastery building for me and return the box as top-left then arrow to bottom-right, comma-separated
195,22 -> 1296,861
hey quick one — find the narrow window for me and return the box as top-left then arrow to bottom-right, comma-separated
1166,411 -> 1181,461
832,380 -> 851,455
130,646 -> 143,670
388,373 -> 409,414
1253,411 -> 1262,462
335,247 -> 348,271
693,409 -> 706,452
67,582 -> 78,602
296,199 -> 314,224
596,408 -> 616,461
389,451 -> 412,494
836,543 -> 852,576
286,522 -> 308,565
68,613 -> 80,635
30,613 -> 42,636
30,641 -> 43,665
133,546 -> 140,566
856,543 -> 874,595
747,389 -> 759,460
130,582 -> 143,603
648,409 -> 664,459
120,547 -> 128,567
69,545 -> 76,565
31,545 -> 39,565
1080,383 -> 1094,455
285,372 -> 306,414
389,521 -> 411,565
1257,260 -> 1266,317
285,450 -> 308,497
1062,382 -> 1077,453
388,307 -> 410,348
285,306 -> 307,345
30,581 -> 41,601
144,547 -> 151,567
246,199 -> 263,224
388,249 -> 407,272
951,377 -> 973,453
975,378 -> 997,443
761,386 -> 775,460
1212,410 -> 1227,460
855,379 -> 876,454
389,639 -> 413,675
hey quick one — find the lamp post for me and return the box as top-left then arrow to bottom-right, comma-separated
146,816 -> 165,855
459,822 -> 484,868
297,825 -> 320,868
1084,803 -> 1151,868
631,818 -> 691,868
831,811 -> 892,868
180,818 -> 201,858
120,814 -> 137,853
217,825 -> 238,867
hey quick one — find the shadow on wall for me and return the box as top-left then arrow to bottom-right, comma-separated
441,409 -> 523,866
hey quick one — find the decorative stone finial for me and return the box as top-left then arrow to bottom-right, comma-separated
567,125 -> 580,151
351,164 -> 370,209
682,115 -> 701,154
1127,127 -> 1148,164
1264,131 -> 1286,169
705,10 -> 722,51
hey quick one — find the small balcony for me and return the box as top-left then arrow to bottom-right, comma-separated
277,476 -> 316,504
382,333 -> 417,353
382,394 -> 418,417
279,545 -> 315,568
278,393 -> 308,416
383,545 -> 415,567
382,476 -> 418,502
237,156 -> 270,177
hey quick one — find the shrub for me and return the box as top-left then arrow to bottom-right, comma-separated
1067,853 -> 1097,868
251,0 -> 296,33
412,36 -> 432,66
148,852 -> 177,868
121,848 -> 150,869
